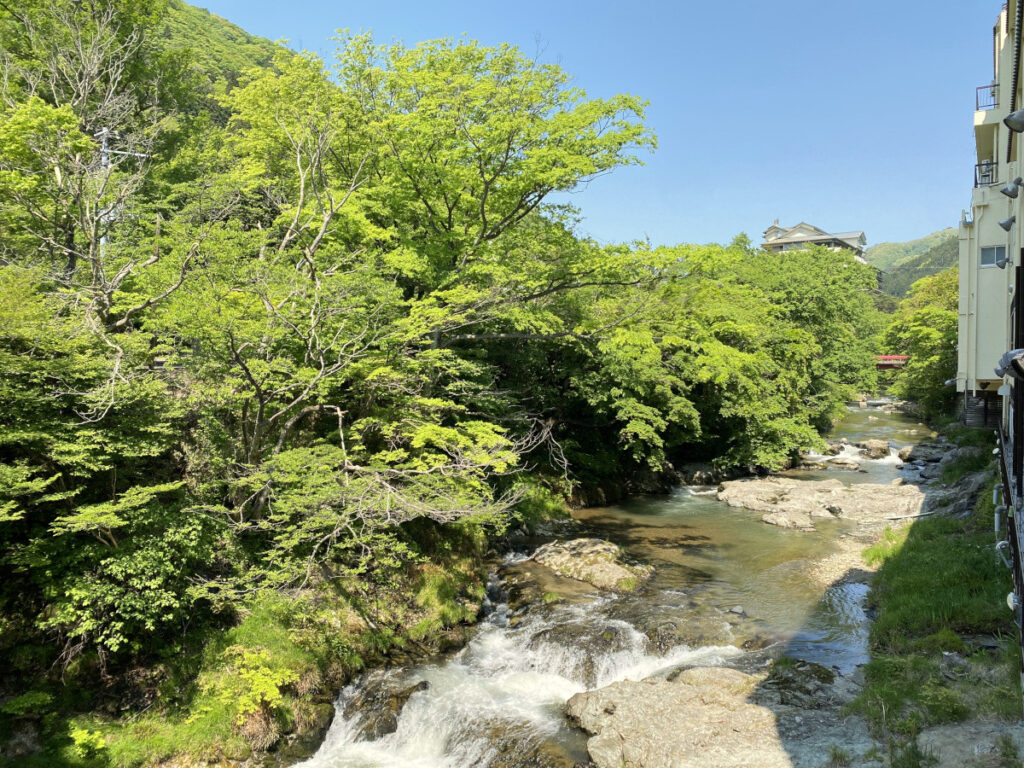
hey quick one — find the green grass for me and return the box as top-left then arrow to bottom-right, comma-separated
887,736 -> 938,768
941,423 -> 997,449
862,510 -> 1006,650
827,744 -> 852,767
849,474 -> 1022,740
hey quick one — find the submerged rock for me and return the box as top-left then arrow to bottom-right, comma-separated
762,510 -> 815,531
531,538 -> 653,592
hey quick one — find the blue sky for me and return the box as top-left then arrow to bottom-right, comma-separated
197,0 -> 998,249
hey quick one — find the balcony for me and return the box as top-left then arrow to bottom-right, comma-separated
976,160 -> 999,187
978,83 -> 999,110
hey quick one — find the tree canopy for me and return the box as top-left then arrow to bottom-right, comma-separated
0,2 -> 884,760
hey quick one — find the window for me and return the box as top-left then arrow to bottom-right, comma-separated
981,245 -> 1006,267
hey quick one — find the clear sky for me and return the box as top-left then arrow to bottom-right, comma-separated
196,0 -> 999,249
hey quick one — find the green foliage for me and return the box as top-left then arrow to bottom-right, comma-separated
887,736 -> 938,768
883,266 -> 958,416
996,733 -> 1020,768
943,423 -> 998,448
938,451 -> 991,485
69,728 -> 108,761
0,690 -> 53,716
217,647 -> 298,724
0,3 -> 889,760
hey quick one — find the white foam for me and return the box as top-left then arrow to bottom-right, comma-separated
298,600 -> 740,768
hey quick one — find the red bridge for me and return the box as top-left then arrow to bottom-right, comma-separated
876,355 -> 908,370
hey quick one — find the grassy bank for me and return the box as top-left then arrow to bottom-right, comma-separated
847,445 -> 1021,764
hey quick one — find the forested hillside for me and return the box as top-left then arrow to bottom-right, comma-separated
864,228 -> 956,272
879,231 -> 958,297
0,2 -> 883,764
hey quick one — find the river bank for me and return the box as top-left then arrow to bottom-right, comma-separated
267,401 -> 1016,768
14,403 -> 1016,768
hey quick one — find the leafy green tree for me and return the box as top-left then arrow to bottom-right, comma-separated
883,266 -> 958,416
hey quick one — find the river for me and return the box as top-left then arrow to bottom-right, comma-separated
297,403 -> 925,768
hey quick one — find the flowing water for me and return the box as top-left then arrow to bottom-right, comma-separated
299,404 -> 926,768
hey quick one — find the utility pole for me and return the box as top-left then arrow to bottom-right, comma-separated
92,126 -> 149,263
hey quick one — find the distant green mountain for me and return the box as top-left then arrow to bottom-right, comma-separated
864,228 -> 957,272
158,1 -> 282,88
880,234 -> 958,297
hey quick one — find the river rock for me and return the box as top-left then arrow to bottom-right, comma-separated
340,673 -> 429,741
924,468 -> 993,516
478,719 -> 589,768
796,459 -> 826,470
717,477 -> 925,529
906,442 -> 954,463
917,721 -> 1024,768
566,665 -> 875,768
823,442 -> 844,456
938,445 -> 987,469
857,439 -> 891,459
898,445 -> 914,462
527,621 -> 635,687
531,538 -> 653,592
757,659 -> 835,709
826,457 -> 860,471
762,510 -> 815,530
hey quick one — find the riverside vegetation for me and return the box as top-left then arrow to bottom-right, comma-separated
0,1 -> 1006,766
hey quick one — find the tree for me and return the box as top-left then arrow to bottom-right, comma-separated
883,266 -> 958,416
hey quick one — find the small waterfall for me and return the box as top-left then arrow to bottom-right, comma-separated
299,588 -> 739,768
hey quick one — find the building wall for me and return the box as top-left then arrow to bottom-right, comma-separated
959,2 -> 1016,397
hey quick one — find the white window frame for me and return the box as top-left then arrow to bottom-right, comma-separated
981,245 -> 1006,267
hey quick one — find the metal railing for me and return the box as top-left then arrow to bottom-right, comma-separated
978,83 -> 999,110
976,160 -> 1000,187
996,262 -> 1024,677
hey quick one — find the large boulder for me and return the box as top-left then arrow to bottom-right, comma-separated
938,445 -> 987,468
717,477 -> 925,529
857,439 -> 891,459
906,442 -> 954,463
531,538 -> 653,592
566,665 -> 875,768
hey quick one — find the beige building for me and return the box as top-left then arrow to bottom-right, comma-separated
761,221 -> 867,262
958,2 -> 1016,406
